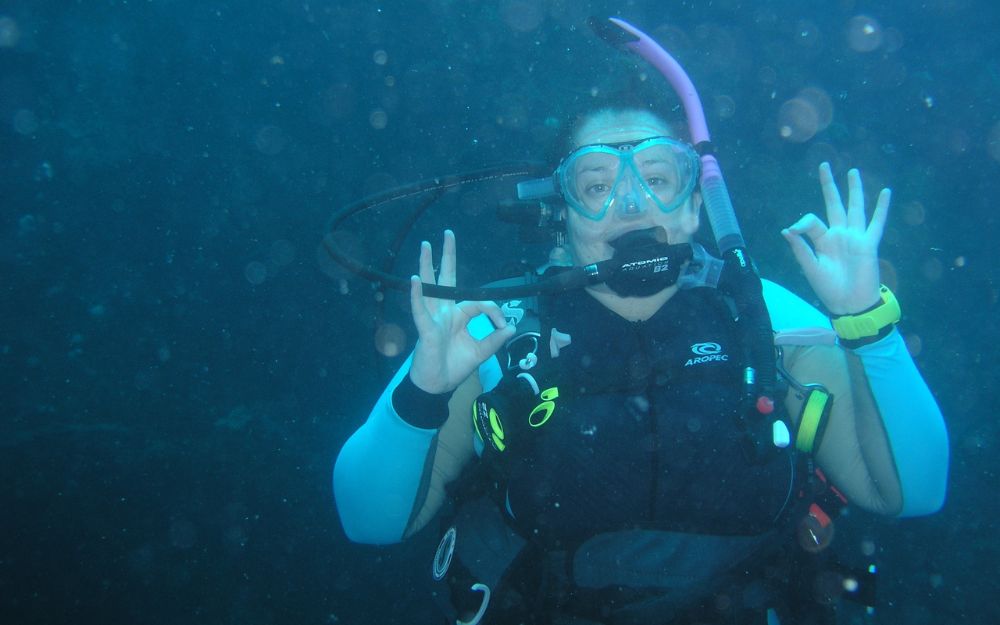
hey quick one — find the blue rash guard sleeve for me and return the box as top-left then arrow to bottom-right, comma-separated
333,355 -> 438,545
850,329 -> 949,516
333,313 -> 504,545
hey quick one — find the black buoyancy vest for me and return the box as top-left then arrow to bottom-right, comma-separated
489,287 -> 794,547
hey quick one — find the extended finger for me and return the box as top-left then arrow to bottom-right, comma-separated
418,240 -> 435,284
409,275 -> 434,335
867,187 -> 891,243
418,240 -> 441,312
846,168 -> 867,231
438,230 -> 457,288
819,162 -> 846,228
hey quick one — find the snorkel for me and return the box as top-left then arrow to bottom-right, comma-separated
591,18 -> 743,253
590,17 -> 782,460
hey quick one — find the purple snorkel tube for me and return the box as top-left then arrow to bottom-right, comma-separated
592,17 -> 745,254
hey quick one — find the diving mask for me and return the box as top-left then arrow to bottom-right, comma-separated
556,136 -> 700,220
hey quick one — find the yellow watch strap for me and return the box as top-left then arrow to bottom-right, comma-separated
830,285 -> 901,341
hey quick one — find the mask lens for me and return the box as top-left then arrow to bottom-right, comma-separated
564,148 -> 621,219
558,137 -> 699,220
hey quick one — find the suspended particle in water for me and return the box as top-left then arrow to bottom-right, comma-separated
878,258 -> 898,292
168,516 -> 198,549
846,15 -> 883,52
375,323 -> 407,357
500,0 -> 544,32
921,257 -> 944,282
714,95 -> 736,119
369,108 -> 388,129
883,27 -> 905,53
860,538 -> 877,557
270,239 -> 296,267
254,125 -> 287,155
17,214 -> 37,236
34,161 -> 54,182
794,19 -> 821,48
902,200 -> 926,226
797,512 -> 834,553
13,109 -> 38,135
0,16 -> 20,47
796,87 -> 834,132
988,121 -> 1000,163
244,261 -> 267,285
777,98 -> 820,143
372,49 -> 388,65
813,570 -> 845,605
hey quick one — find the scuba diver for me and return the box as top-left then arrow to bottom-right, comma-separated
332,18 -> 948,625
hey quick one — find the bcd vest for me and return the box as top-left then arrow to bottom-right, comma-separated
474,287 -> 795,548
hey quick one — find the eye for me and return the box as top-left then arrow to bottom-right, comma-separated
585,182 -> 610,196
644,168 -> 679,190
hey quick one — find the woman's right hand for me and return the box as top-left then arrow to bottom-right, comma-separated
407,230 -> 516,394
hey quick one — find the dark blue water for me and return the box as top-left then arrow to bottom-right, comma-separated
2,1 -> 997,623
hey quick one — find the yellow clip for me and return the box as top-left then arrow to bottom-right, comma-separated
528,387 -> 559,427
795,388 -> 832,454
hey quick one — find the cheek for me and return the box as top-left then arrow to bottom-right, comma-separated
655,204 -> 700,241
567,218 -> 602,243
565,219 -> 610,263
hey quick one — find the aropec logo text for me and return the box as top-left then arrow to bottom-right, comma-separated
684,342 -> 729,367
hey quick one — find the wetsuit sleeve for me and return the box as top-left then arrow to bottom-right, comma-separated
333,314 -> 503,544
765,280 -> 948,518
333,355 -> 441,545
846,330 -> 949,516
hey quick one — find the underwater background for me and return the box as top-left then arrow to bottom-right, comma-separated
2,0 -> 997,623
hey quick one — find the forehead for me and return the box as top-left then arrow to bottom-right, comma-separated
573,114 -> 672,147
575,125 -> 666,147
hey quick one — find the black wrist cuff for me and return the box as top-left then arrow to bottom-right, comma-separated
832,297 -> 882,319
391,374 -> 454,429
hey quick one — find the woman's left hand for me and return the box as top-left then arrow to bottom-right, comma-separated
781,162 -> 891,315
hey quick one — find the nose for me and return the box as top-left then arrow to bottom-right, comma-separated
613,175 -> 646,216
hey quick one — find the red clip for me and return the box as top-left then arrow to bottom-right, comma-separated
756,395 -> 774,415
809,503 -> 833,528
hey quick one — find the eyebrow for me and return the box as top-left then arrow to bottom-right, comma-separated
578,164 -> 614,175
